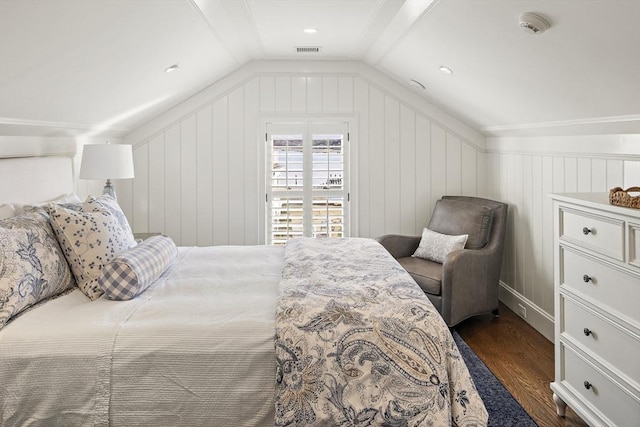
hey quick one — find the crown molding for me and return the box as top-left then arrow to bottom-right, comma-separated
0,117 -> 129,138
481,115 -> 640,137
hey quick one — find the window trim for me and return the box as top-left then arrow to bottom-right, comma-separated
258,115 -> 358,245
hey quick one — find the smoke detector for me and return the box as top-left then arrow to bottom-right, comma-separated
519,12 -> 550,35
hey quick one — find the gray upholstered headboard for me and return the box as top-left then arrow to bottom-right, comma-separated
0,156 -> 75,205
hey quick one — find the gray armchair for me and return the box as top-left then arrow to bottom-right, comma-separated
377,196 -> 508,327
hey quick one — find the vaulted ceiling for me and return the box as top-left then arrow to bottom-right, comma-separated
1,0 -> 639,138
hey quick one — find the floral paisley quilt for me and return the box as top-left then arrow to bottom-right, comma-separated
275,237 -> 488,426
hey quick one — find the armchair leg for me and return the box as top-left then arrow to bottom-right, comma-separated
492,308 -> 500,318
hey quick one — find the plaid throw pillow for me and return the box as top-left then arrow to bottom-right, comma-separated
98,235 -> 177,300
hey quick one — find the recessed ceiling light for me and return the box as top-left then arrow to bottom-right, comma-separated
303,28 -> 318,34
409,79 -> 425,90
439,66 -> 453,74
165,64 -> 179,73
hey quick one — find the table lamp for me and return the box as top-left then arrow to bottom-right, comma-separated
79,143 -> 134,201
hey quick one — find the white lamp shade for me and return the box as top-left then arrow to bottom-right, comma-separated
79,144 -> 135,180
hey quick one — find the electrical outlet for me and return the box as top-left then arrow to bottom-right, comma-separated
517,304 -> 527,319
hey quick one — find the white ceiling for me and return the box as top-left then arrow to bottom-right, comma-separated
1,0 -> 639,138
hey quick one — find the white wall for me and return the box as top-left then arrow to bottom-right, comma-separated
119,60 -> 640,341
485,135 -> 640,340
121,61 -> 487,246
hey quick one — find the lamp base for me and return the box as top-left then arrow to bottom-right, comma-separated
103,179 -> 117,201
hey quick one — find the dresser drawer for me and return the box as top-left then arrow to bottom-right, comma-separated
562,345 -> 640,427
560,207 -> 624,261
562,295 -> 640,385
561,247 -> 640,324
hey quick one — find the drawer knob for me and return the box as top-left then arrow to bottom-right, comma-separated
583,328 -> 592,336
584,381 -> 592,390
582,227 -> 592,235
583,275 -> 592,283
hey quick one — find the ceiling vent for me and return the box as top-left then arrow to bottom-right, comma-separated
519,12 -> 550,35
296,46 -> 321,53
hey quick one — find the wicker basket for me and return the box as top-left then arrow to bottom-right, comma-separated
609,186 -> 640,209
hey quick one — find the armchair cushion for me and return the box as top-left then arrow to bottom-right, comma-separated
396,256 -> 443,295
428,199 -> 493,249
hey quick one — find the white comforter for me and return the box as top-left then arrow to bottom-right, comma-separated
0,245 -> 284,427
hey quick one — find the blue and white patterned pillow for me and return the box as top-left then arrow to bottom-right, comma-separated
0,211 -> 76,329
84,194 -> 136,249
98,235 -> 177,300
47,204 -> 134,300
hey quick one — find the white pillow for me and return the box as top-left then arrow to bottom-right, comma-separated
48,193 -> 82,204
412,228 -> 468,263
0,193 -> 82,219
0,204 -> 17,220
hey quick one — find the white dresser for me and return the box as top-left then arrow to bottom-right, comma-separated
550,193 -> 640,426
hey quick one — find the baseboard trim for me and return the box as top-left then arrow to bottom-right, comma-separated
498,282 -> 555,343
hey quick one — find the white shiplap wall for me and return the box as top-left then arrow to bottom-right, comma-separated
121,63 -> 486,246
485,135 -> 640,340
120,62 -> 640,341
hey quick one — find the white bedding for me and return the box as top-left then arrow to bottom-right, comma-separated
0,245 -> 284,427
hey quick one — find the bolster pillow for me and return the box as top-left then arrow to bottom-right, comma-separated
98,235 -> 178,300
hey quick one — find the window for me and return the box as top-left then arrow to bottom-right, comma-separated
266,122 -> 349,245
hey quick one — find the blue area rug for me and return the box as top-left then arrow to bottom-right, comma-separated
452,330 -> 538,427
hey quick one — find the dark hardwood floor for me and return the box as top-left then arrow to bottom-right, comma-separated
455,303 -> 589,427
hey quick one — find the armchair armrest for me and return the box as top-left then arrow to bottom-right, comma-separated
376,234 -> 421,259
440,247 -> 501,325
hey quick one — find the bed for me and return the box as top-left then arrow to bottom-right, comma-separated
0,155 -> 488,426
